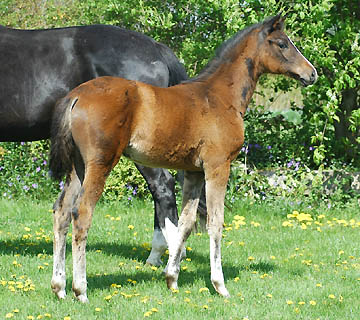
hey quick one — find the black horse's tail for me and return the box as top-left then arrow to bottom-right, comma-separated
155,42 -> 188,86
49,96 -> 78,181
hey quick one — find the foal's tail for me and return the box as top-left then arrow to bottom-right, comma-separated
49,96 -> 78,181
156,42 -> 188,86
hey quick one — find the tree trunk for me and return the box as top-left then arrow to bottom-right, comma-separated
334,88 -> 359,160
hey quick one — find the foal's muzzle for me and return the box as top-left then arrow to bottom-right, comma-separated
300,69 -> 318,87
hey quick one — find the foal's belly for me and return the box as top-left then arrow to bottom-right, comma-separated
123,138 -> 203,171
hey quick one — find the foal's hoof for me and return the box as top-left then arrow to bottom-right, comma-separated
212,281 -> 230,298
165,274 -> 178,291
75,293 -> 89,303
51,283 -> 66,300
53,289 -> 66,300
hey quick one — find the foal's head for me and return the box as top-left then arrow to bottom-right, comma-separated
257,15 -> 317,86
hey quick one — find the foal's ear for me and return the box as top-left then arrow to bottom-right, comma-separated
262,14 -> 286,35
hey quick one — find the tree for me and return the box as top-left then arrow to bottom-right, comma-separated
1,0 -> 360,167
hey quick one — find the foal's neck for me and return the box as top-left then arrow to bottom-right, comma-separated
205,36 -> 261,117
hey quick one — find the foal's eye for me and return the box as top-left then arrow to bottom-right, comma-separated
277,41 -> 288,49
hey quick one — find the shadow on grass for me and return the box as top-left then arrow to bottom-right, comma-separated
84,263 -> 241,296
0,238 -> 212,265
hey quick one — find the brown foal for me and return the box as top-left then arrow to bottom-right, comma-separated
50,15 -> 317,302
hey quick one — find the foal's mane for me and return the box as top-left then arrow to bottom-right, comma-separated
185,18 -> 268,83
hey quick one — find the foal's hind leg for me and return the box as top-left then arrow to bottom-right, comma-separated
71,161 -> 112,303
134,164 -> 185,266
51,169 -> 81,299
165,171 -> 204,291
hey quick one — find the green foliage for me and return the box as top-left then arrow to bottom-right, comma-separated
0,142 -> 150,202
0,142 -> 59,200
227,161 -> 358,210
1,0 -> 359,203
102,158 -> 151,203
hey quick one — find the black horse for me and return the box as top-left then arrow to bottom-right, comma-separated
0,24 -> 188,266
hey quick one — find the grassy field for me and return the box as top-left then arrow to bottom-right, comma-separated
0,197 -> 359,319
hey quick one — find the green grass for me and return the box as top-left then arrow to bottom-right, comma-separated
0,198 -> 359,319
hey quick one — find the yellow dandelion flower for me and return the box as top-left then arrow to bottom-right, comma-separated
282,221 -> 293,227
234,277 -> 240,282
150,266 -> 158,271
266,293 -> 272,298
24,227 -> 31,232
328,294 -> 336,299
309,300 -> 316,305
339,295 -> 344,302
37,315 -> 44,319
182,266 -> 188,271
286,300 -> 293,305
184,297 -> 191,302
270,255 -> 276,260
247,256 -> 255,261
296,213 -> 313,222
234,215 -> 245,220
44,314 -> 51,318
298,301 -> 305,305
127,225 -> 135,230
185,290 -> 191,294
202,305 -> 209,309
171,288 -> 179,293
27,317 -> 35,320
199,287 -> 209,293
104,295 -> 112,301
238,241 -> 245,246
144,311 -> 152,318
186,246 -> 192,251
95,308 -> 101,312
13,309 -> 19,313
316,283 -> 322,287
151,308 -> 158,313
338,250 -> 344,255
5,313 -> 14,319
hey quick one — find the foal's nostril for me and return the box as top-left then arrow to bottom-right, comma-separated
310,70 -> 317,83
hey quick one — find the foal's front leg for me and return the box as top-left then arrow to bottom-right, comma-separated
165,171 -> 204,291
51,170 -> 80,299
205,162 -> 231,297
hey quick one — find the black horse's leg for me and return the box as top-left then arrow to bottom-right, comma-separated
177,171 -> 207,231
134,164 -> 185,266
